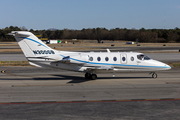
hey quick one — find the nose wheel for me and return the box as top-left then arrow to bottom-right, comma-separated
150,72 -> 157,78
85,73 -> 97,80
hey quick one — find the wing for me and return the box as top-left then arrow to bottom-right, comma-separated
86,66 -> 114,71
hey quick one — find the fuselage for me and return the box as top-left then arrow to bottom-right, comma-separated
31,50 -> 171,73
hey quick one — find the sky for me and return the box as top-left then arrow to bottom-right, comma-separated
0,0 -> 180,30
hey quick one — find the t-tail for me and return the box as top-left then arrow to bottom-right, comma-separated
9,31 -> 58,67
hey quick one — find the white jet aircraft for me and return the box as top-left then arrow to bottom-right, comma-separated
9,31 -> 171,80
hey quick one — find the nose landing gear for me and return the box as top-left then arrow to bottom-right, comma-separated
150,72 -> 157,78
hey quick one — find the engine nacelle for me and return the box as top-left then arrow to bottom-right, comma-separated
70,54 -> 89,64
61,54 -> 89,64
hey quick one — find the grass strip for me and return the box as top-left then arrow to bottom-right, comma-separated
0,61 -> 30,66
170,62 -> 180,68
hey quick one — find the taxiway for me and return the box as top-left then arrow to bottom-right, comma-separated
0,66 -> 180,119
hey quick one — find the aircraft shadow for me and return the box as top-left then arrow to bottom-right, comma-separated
33,74 -> 86,83
34,74 -> 151,83
1,74 -> 151,83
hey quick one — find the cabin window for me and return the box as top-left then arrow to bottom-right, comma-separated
122,57 -> 126,61
113,57 -> 117,61
131,57 -> 134,61
105,57 -> 109,61
97,57 -> 101,61
89,57 -> 93,61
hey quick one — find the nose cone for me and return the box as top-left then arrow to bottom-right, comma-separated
151,60 -> 171,70
164,64 -> 171,70
157,61 -> 171,70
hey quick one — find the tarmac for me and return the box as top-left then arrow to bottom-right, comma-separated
0,66 -> 180,119
0,46 -> 180,119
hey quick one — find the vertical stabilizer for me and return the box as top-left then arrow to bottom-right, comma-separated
10,31 -> 52,57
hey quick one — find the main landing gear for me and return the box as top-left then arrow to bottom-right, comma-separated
150,72 -> 157,78
85,73 -> 97,80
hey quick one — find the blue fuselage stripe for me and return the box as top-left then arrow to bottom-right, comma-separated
19,37 -> 49,49
60,54 -> 170,69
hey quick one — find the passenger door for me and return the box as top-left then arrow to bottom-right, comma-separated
120,54 -> 127,64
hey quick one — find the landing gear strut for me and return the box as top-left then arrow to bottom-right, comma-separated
85,73 -> 97,80
150,72 -> 157,78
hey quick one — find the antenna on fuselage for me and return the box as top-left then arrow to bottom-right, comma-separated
106,49 -> 110,53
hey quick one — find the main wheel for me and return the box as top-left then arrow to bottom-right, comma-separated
85,73 -> 91,79
152,73 -> 157,78
91,74 -> 97,80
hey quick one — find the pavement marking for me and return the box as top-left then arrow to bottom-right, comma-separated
1,68 -> 18,76
0,98 -> 180,105
1,70 -> 5,73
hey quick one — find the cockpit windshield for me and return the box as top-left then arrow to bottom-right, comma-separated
137,54 -> 151,60
144,55 -> 151,60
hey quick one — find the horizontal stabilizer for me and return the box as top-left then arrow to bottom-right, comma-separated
8,31 -> 30,37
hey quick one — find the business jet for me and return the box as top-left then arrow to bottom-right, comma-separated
9,31 -> 171,80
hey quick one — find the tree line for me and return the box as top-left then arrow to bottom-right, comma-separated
1,26 -> 180,43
